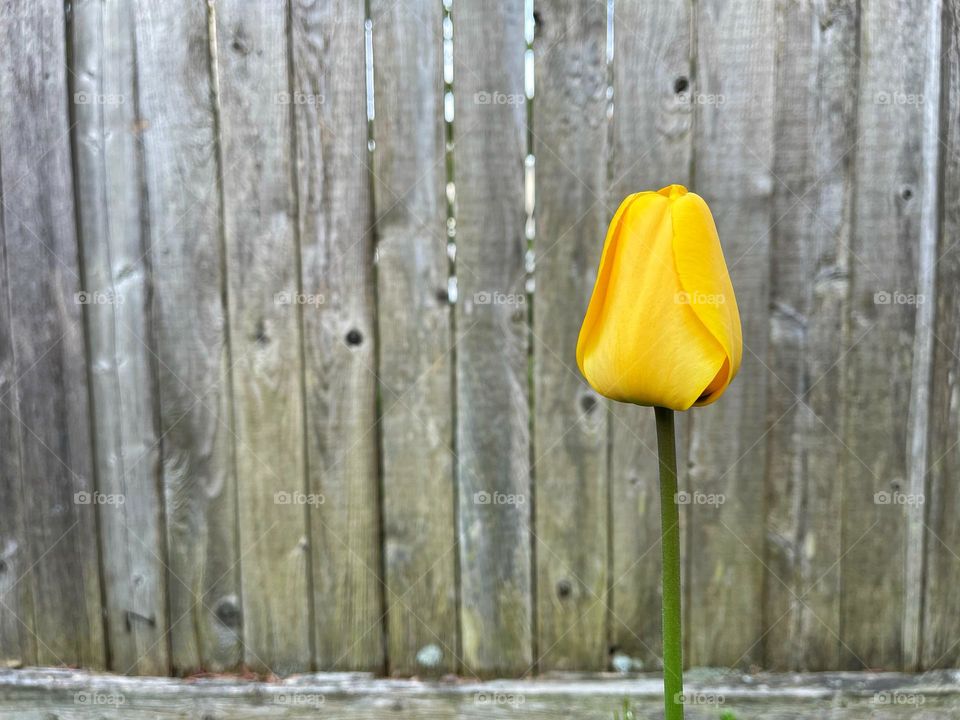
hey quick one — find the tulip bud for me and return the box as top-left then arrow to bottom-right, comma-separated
576,185 -> 742,411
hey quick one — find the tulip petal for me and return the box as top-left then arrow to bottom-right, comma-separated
670,192 -> 743,405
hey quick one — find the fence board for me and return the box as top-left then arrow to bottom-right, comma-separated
71,0 -> 169,675
370,0 -> 458,676
0,0 -> 106,668
762,0 -> 858,670
0,174 -> 33,669
607,0 -> 694,674
686,0 -> 776,668
531,0 -> 609,672
132,0 -> 240,674
291,0 -> 384,670
840,0 -> 939,670
923,0 -> 960,671
214,0 -> 312,674
452,0 -> 531,676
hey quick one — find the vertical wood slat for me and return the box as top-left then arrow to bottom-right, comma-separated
214,0 -> 311,674
132,0 -> 240,673
608,0 -> 694,673
532,0 -> 609,672
291,0 -> 384,670
370,0 -> 458,676
763,0 -> 857,670
72,0 -> 169,675
923,0 -> 960,671
686,0 -> 776,668
841,0 -> 940,670
0,0 -> 106,668
453,0 -> 531,676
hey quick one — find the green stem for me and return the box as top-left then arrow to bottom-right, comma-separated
655,406 -> 684,720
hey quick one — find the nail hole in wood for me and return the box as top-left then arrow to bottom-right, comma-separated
556,579 -> 573,599
674,76 -> 689,94
346,328 -> 363,346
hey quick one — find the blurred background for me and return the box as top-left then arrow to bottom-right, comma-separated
0,0 -> 957,682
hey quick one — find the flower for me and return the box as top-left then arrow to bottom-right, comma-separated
576,184 -> 742,411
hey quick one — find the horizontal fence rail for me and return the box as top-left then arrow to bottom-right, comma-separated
0,0 -> 957,677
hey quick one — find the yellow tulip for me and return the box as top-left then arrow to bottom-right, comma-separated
576,184 -> 742,411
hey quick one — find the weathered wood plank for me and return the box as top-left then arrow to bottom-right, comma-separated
0,172 -> 34,670
607,0 -> 694,673
213,0 -> 312,675
71,0 -> 169,675
3,668 -> 960,719
686,0 -> 776,668
132,0 -> 240,673
532,0 -> 609,672
840,0 -> 940,670
452,0 -> 531,676
0,0 -> 106,668
291,0 -> 383,671
762,0 -> 857,671
369,0 -> 457,676
922,0 -> 960,672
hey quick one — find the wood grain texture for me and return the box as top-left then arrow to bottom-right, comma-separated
452,0 -> 531,676
686,0 -> 776,668
132,0 -> 240,674
0,171 -> 34,669
607,0 -> 694,673
71,0 -> 169,675
370,0 -> 457,676
3,668 -> 960,719
921,0 -> 960,672
291,0 -> 383,671
532,0 -> 609,672
214,0 -> 312,675
0,0 -> 106,668
840,0 -> 940,670
762,0 -> 858,671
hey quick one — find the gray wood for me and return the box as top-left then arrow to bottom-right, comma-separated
532,0 -> 609,672
922,0 -> 960,672
0,0 -> 106,668
3,668 -> 960,719
290,0 -> 384,671
686,0 -> 776,668
840,0 -> 940,670
452,0 -> 531,676
369,0 -> 458,676
132,0 -> 240,673
607,0 -> 694,674
763,0 -> 858,671
214,0 -> 312,675
0,172 -> 33,669
71,0 -> 169,675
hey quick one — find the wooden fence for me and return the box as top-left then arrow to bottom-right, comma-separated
0,0 -> 957,679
